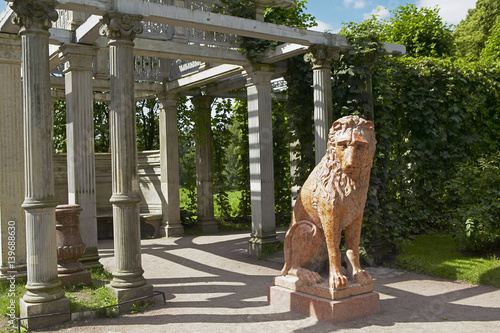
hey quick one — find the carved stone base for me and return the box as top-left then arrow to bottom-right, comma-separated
268,275 -> 379,324
58,269 -> 92,288
159,221 -> 184,238
19,297 -> 70,330
197,218 -> 218,233
248,235 -> 279,258
79,247 -> 103,269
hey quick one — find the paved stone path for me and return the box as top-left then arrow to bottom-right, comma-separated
35,231 -> 500,333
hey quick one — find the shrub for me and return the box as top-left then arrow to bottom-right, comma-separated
446,153 -> 500,253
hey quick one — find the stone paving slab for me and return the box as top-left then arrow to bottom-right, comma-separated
34,231 -> 500,333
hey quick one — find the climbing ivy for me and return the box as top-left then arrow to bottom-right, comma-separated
212,98 -> 234,218
232,98 -> 252,219
285,55 -> 315,191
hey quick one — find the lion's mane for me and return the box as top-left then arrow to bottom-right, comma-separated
312,116 -> 376,206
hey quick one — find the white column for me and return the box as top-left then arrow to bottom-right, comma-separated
10,0 -> 70,328
193,95 -> 217,233
244,64 -> 279,257
60,44 -> 102,269
158,94 -> 184,237
100,12 -> 153,304
0,33 -> 26,280
304,45 -> 339,164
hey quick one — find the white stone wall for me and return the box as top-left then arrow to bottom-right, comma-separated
53,151 -> 162,217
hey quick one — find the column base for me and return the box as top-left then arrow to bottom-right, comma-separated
108,283 -> 154,314
0,263 -> 27,281
58,269 -> 92,288
159,220 -> 184,237
197,218 -> 218,234
79,247 -> 103,269
248,234 -> 280,258
19,296 -> 70,330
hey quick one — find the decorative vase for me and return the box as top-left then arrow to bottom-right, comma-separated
55,204 -> 86,274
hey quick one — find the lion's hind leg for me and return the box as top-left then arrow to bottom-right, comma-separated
281,220 -> 323,285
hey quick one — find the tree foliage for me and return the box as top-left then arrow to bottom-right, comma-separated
136,99 -> 159,151
454,0 -> 500,59
481,19 -> 500,62
382,4 -> 453,57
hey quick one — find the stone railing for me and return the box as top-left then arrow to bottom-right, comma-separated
53,9 -> 89,30
135,56 -> 166,82
185,0 -> 240,48
139,0 -> 240,48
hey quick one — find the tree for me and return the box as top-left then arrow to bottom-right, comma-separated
383,4 -> 453,57
136,98 -> 159,151
453,0 -> 500,59
480,19 -> 500,62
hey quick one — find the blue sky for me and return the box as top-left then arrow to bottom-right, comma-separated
306,0 -> 478,32
1,0 -> 477,32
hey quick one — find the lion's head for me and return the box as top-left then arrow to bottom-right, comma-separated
316,116 -> 376,201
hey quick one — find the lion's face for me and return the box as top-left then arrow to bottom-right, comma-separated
330,116 -> 376,179
334,131 -> 370,177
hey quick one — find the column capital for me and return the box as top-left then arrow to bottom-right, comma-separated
244,64 -> 275,86
10,0 -> 58,32
59,44 -> 98,73
157,93 -> 179,109
304,45 -> 340,69
99,12 -> 143,44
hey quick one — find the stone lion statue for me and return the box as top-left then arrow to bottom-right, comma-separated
281,115 -> 376,289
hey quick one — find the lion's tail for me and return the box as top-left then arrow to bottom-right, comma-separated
281,220 -> 318,276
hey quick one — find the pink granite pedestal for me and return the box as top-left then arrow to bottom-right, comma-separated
268,275 -> 379,324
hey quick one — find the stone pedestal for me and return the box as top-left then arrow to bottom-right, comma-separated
244,64 -> 279,257
109,283 -> 154,314
55,205 -> 91,287
158,94 -> 184,237
193,95 -> 217,234
268,275 -> 379,324
19,297 -> 71,330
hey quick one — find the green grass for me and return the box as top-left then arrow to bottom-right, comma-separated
180,188 -> 242,216
395,234 -> 500,287
180,188 -> 252,232
65,268 -> 117,316
0,267 -> 117,331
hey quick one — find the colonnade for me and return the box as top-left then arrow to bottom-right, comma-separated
0,2 -> 339,329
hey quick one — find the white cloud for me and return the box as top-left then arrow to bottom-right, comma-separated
354,1 -> 367,9
344,0 -> 366,9
363,6 -> 390,20
417,0 -> 476,25
310,20 -> 338,33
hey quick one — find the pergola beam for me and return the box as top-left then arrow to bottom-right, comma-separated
56,0 -> 349,47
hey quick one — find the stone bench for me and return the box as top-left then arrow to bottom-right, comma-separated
97,213 -> 162,239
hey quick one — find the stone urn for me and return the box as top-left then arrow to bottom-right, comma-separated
55,204 -> 86,274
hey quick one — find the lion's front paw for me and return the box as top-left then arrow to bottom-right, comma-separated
295,267 -> 322,285
329,271 -> 348,289
353,269 -> 372,285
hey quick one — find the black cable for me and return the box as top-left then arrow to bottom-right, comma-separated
14,290 -> 166,333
